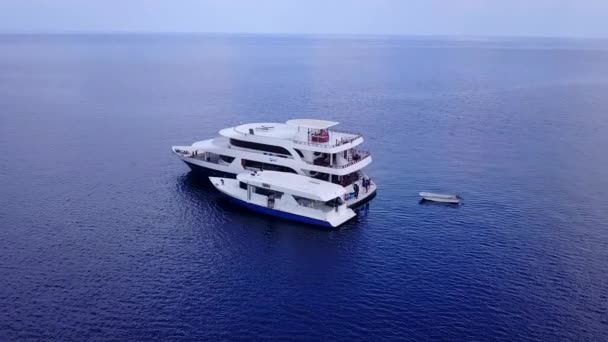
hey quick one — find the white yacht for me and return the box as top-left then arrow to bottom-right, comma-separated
172,119 -> 377,208
210,171 -> 356,228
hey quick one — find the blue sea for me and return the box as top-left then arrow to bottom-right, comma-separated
1,34 -> 608,341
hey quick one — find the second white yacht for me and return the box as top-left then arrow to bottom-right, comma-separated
172,119 -> 376,208
210,171 -> 357,228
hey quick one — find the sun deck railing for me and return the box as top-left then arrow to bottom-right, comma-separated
342,150 -> 371,168
334,150 -> 371,169
303,149 -> 371,169
293,130 -> 362,148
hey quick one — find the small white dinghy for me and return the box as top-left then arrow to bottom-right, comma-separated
419,192 -> 462,204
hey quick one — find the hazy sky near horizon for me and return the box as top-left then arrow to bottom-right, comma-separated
1,0 -> 607,38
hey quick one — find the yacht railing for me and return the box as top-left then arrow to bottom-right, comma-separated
339,150 -> 371,169
303,149 -> 371,169
293,130 -> 362,148
232,125 -> 362,148
227,144 -> 292,159
332,129 -> 363,137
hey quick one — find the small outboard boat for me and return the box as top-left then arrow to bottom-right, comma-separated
419,192 -> 462,204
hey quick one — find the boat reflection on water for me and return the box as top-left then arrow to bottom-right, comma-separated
176,172 -> 218,198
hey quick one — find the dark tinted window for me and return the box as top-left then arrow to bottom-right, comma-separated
220,155 -> 235,163
254,187 -> 284,198
230,139 -> 292,156
242,159 -> 297,174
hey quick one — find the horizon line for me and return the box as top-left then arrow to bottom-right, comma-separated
0,30 -> 607,41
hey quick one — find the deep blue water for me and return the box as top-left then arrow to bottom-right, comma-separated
1,34 -> 608,341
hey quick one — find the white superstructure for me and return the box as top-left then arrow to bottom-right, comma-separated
210,171 -> 357,228
172,119 -> 377,208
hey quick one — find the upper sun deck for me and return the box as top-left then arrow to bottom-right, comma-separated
219,119 -> 363,152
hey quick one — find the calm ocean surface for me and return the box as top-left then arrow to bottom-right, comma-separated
1,34 -> 608,341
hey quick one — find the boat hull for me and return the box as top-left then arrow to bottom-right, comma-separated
183,161 -> 236,178
229,197 -> 337,228
350,189 -> 377,210
420,197 -> 460,204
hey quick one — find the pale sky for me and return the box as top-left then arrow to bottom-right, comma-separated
1,0 -> 607,38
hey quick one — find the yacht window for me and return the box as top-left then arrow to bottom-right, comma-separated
239,182 -> 248,190
306,170 -> 330,182
242,159 -> 297,174
220,155 -> 235,164
254,186 -> 283,198
197,152 -> 234,165
293,195 -> 313,207
292,195 -> 327,210
326,197 -> 344,206
334,171 -> 360,186
230,138 -> 292,157
294,148 -> 304,158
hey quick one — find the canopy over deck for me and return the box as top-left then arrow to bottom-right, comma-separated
237,171 -> 346,201
286,119 -> 339,130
